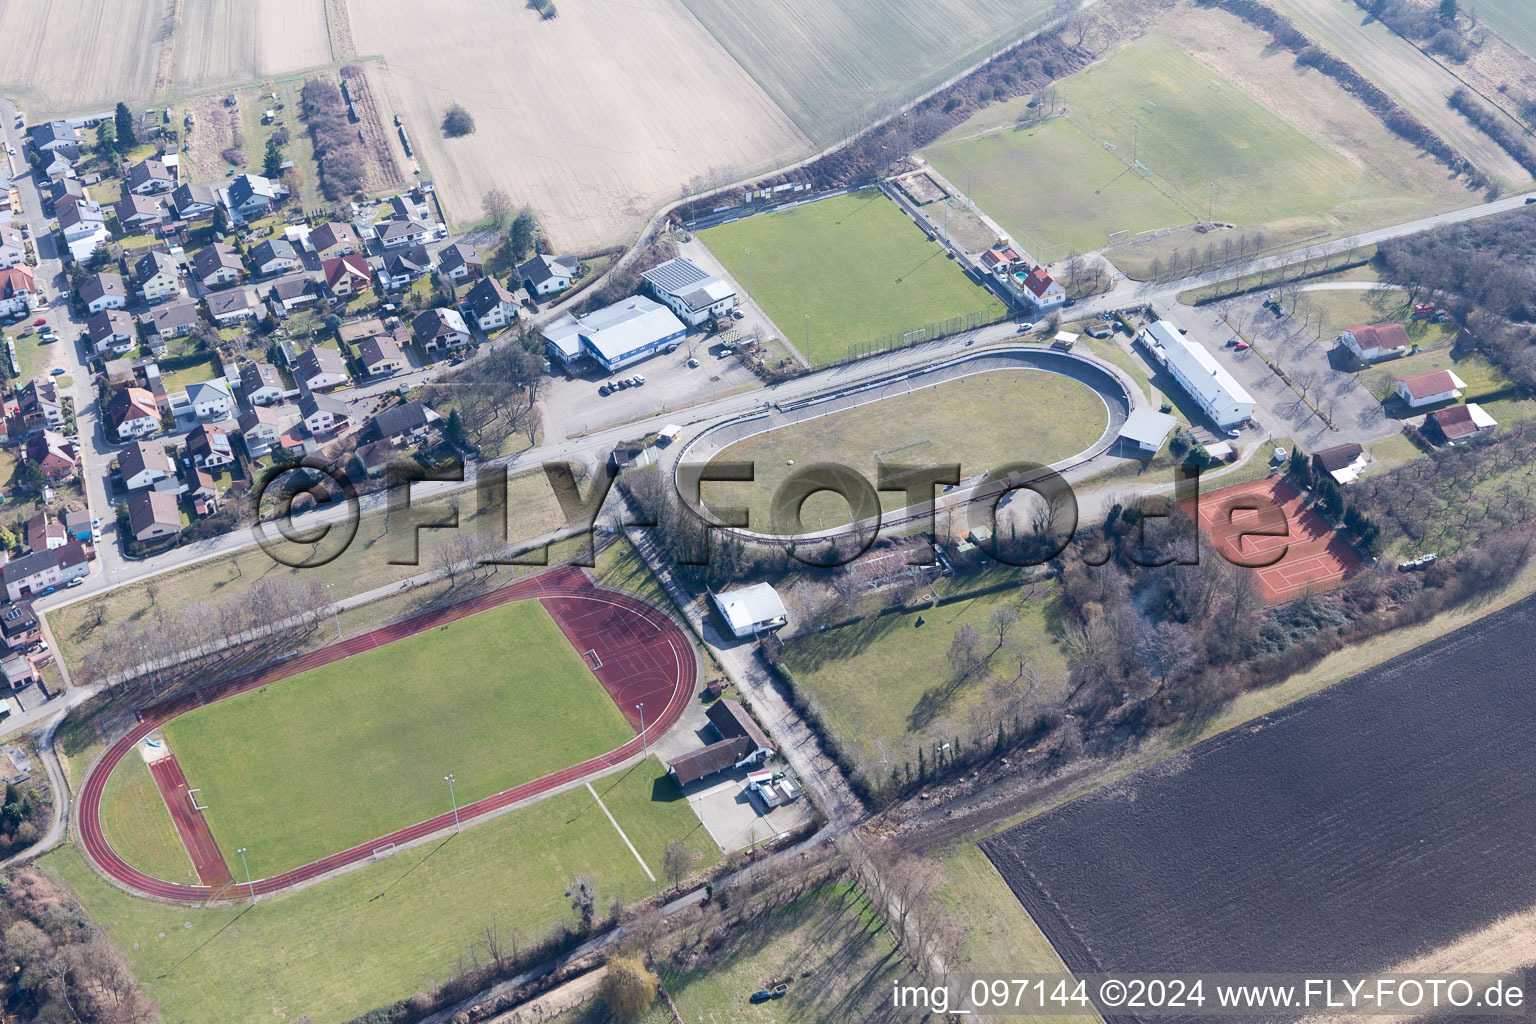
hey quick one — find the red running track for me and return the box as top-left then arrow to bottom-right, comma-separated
147,754 -> 233,887
77,565 -> 698,903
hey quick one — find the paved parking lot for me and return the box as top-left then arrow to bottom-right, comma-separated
682,766 -> 814,853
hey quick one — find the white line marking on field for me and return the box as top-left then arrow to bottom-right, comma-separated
586,781 -> 655,881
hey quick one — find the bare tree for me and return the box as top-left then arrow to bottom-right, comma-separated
663,837 -> 693,888
482,188 -> 513,228
987,603 -> 1020,652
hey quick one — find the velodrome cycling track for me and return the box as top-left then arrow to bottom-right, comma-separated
77,565 -> 698,903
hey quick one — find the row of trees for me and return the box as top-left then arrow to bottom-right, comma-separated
300,77 -> 367,199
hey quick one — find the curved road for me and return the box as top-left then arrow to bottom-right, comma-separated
76,568 -> 697,903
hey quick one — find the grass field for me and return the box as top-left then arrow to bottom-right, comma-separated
675,0 -> 1055,144
50,758 -> 716,1024
780,581 -> 1068,785
149,599 -> 632,878
1365,348 -> 1513,404
924,21 -> 1471,264
97,751 -> 195,883
700,190 -> 1006,365
1279,288 -> 1457,349
48,467 -> 566,670
924,117 -> 1190,257
1478,0 -> 1536,62
702,367 -> 1107,531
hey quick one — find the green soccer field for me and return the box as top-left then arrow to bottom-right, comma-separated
923,31 -> 1427,258
150,599 -> 634,879
700,189 -> 1006,365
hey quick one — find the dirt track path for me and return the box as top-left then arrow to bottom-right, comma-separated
1271,0 -> 1533,187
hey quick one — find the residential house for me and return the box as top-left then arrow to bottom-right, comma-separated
238,361 -> 284,405
79,272 -> 127,313
16,379 -> 63,432
0,602 -> 41,653
62,508 -> 91,543
294,345 -> 349,392
1340,323 -> 1412,364
979,245 -> 1025,275
377,245 -> 431,291
58,201 -> 107,261
362,401 -> 439,445
2,542 -> 89,601
357,334 -> 406,377
188,469 -> 219,514
641,257 -> 737,327
265,274 -> 320,314
126,157 -> 174,196
411,307 -> 470,354
322,254 -> 373,297
186,378 -> 234,421
1312,443 -> 1369,486
86,309 -> 136,356
436,242 -> 481,281
249,237 -> 299,277
112,194 -> 164,231
192,242 -> 243,290
354,438 -> 401,477
1016,265 -> 1066,311
1394,370 -> 1465,409
205,287 -> 259,325
237,405 -> 280,452
170,182 -> 217,220
0,266 -> 36,317
376,219 -> 432,250
337,317 -> 385,345
142,297 -> 199,339
1430,403 -> 1498,440
42,151 -> 76,182
107,387 -> 161,439
134,250 -> 180,304
310,221 -> 360,260
461,276 -> 524,331
118,440 -> 175,491
46,177 -> 86,214
386,193 -> 434,223
666,699 -> 775,786
23,512 -> 66,554
29,121 -> 82,157
126,491 -> 181,545
23,430 -> 77,482
518,253 -> 579,296
185,424 -> 235,468
225,173 -> 282,220
298,390 -> 348,435
0,223 -> 24,269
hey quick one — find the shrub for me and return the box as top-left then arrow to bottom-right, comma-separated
220,147 -> 245,166
442,103 -> 475,138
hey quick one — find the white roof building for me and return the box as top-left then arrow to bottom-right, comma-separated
642,257 -> 738,326
1138,320 -> 1254,430
712,582 -> 788,639
1118,406 -> 1177,453
542,295 -> 686,373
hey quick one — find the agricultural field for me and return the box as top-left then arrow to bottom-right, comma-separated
50,758 -> 717,1024
702,367 -> 1107,530
1477,0 -> 1536,65
144,598 -> 633,878
674,0 -> 1057,145
981,593 -> 1536,977
780,580 -> 1068,787
925,16 -> 1472,268
351,0 -> 807,248
0,0 -> 166,114
172,0 -> 332,94
700,190 -> 1007,365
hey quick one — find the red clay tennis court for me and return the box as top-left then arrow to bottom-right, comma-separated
79,565 -> 697,903
1187,477 -> 1364,604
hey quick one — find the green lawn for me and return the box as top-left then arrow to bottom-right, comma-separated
661,882 -> 910,1021
48,758 -> 712,1024
675,0 -> 1057,144
780,581 -> 1068,786
7,327 -> 66,381
702,367 -> 1107,532
157,353 -> 222,395
700,189 -> 1006,365
48,468 -> 566,670
1280,288 -> 1458,349
97,751 -> 195,884
924,116 -> 1189,257
1364,348 -> 1514,404
156,599 -> 633,878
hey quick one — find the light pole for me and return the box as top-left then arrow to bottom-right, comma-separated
744,248 -> 750,300
803,314 -> 810,357
636,703 -> 647,759
138,644 -> 157,698
236,847 -> 255,904
444,774 -> 460,832
326,582 -> 340,639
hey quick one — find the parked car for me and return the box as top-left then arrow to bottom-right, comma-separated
1232,341 -> 1249,351
39,586 -> 55,596
1015,321 -> 1035,333
32,317 -> 45,326
731,309 -> 744,320
598,385 -> 611,396
65,577 -> 84,588
633,374 -> 646,385
687,357 -> 700,368
49,366 -> 66,375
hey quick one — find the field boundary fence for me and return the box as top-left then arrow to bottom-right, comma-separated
837,307 -> 1010,365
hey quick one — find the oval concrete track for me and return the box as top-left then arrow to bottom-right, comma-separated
77,566 -> 697,904
673,345 -> 1137,543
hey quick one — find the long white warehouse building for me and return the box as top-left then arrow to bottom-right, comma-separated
1138,319 -> 1254,430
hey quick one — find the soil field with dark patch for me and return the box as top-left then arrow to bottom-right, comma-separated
982,591 -> 1536,989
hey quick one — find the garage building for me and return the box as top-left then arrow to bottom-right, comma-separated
711,582 -> 788,638
1138,319 -> 1254,430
